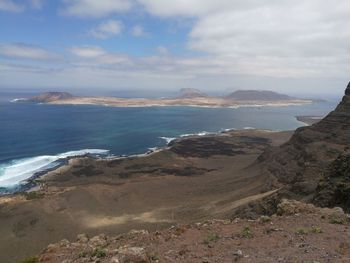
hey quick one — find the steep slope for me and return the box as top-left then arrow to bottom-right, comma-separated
259,82 -> 350,204
226,90 -> 294,101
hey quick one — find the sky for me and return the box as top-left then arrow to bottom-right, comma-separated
0,0 -> 349,97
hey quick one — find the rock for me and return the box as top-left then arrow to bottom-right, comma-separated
128,229 -> 149,236
277,199 -> 317,215
59,239 -> 70,247
45,243 -> 60,252
77,233 -> 89,243
233,250 -> 243,257
110,257 -> 120,263
114,246 -> 148,263
89,234 -> 108,247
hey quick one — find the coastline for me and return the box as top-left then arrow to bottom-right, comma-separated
0,127 -> 276,195
46,98 -> 313,109
0,127 -> 295,263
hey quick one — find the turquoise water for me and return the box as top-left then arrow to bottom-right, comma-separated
0,98 -> 336,191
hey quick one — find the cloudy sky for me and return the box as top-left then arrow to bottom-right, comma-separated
0,0 -> 349,96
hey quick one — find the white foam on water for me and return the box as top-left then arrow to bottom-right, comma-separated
0,149 -> 109,188
159,137 -> 177,144
10,98 -> 26,103
180,131 -> 213,137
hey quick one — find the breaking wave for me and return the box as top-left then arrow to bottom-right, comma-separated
0,149 -> 109,188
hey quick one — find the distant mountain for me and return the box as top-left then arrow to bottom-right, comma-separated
29,92 -> 74,103
226,90 -> 294,101
178,88 -> 208,99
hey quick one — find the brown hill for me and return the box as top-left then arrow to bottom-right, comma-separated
226,90 -> 294,101
178,88 -> 208,98
29,92 -> 74,103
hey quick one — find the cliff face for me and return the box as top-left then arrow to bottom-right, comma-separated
260,82 -> 350,203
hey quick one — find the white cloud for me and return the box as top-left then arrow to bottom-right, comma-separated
89,20 -> 123,39
69,46 -> 106,58
0,43 -> 61,60
137,0 -> 259,17
62,0 -> 132,18
0,0 -> 23,12
137,0 -> 350,78
156,46 -> 169,56
131,25 -> 148,37
31,0 -> 44,9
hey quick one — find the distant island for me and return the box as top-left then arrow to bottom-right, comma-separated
25,89 -> 313,108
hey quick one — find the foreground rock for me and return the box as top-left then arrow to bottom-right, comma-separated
30,200 -> 350,263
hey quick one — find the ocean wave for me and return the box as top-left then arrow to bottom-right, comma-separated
180,131 -> 214,137
10,98 -> 26,103
159,137 -> 177,144
220,128 -> 237,132
0,149 -> 109,188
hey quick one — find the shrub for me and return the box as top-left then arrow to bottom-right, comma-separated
241,227 -> 253,238
23,191 -> 44,200
311,226 -> 323,233
295,228 -> 308,235
329,218 -> 345,225
203,233 -> 220,244
260,216 -> 271,223
91,248 -> 107,258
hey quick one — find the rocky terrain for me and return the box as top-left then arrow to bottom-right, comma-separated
258,82 -> 350,210
28,200 -> 350,263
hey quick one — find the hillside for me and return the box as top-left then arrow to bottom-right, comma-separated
259,81 -> 350,211
28,200 -> 350,263
226,90 -> 294,101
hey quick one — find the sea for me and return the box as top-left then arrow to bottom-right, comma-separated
0,92 -> 338,193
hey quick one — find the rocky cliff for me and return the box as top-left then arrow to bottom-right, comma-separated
259,81 -> 350,209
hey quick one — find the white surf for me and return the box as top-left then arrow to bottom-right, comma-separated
0,149 -> 109,188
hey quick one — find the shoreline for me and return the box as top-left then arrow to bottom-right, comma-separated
47,100 -> 313,109
0,127 -> 278,195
